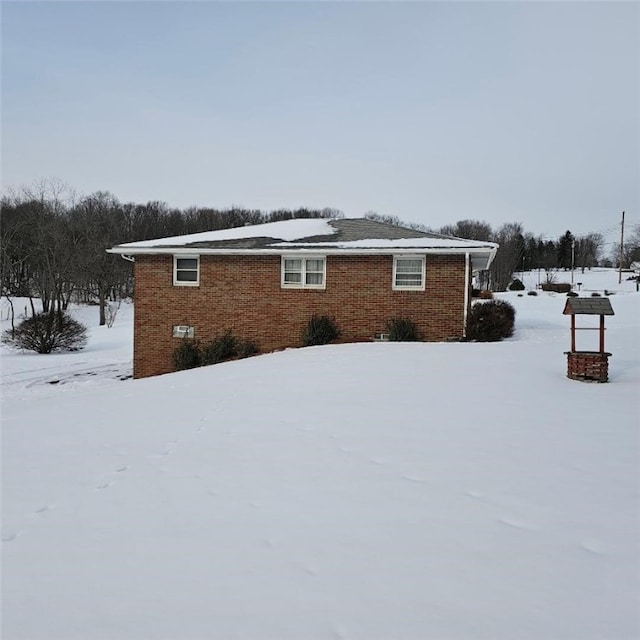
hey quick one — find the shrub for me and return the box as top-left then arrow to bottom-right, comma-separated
172,339 -> 201,371
237,339 -> 259,359
478,290 -> 494,299
527,290 -> 538,296
591,292 -> 601,297
508,278 -> 525,291
387,317 -> 419,341
201,331 -> 238,365
302,314 -> 340,346
541,282 -> 572,293
2,311 -> 88,354
466,299 -> 516,342
566,291 -> 578,297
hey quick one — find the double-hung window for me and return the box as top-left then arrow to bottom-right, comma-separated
282,257 -> 326,289
174,255 -> 199,286
393,256 -> 425,290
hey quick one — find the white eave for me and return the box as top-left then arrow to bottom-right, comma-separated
108,244 -> 497,270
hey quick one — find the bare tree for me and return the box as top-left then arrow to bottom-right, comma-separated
438,219 -> 493,241
489,223 -> 525,291
70,192 -> 132,325
575,233 -> 604,272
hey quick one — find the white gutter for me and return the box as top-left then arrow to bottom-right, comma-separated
484,245 -> 498,270
463,252 -> 470,338
108,246 -> 496,258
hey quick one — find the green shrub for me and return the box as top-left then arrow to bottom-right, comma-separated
508,278 -> 525,291
2,311 -> 88,354
466,299 -> 516,342
387,317 -> 419,341
201,331 -> 238,365
302,314 -> 340,346
172,340 -> 201,371
237,339 -> 259,359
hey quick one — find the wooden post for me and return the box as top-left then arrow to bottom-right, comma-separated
571,314 -> 576,352
599,315 -> 605,353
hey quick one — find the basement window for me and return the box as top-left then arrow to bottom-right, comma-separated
174,256 -> 199,286
173,325 -> 195,338
393,256 -> 425,290
282,257 -> 326,289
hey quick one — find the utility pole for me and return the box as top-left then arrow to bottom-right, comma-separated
618,211 -> 625,284
571,239 -> 575,286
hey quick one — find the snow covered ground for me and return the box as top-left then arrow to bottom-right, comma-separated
2,269 -> 639,640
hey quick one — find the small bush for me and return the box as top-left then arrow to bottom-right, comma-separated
2,311 -> 88,354
302,314 -> 340,346
466,299 -> 516,342
471,288 -> 481,298
566,291 -> 578,297
541,282 -> 572,293
508,278 -> 525,291
387,317 -> 419,341
591,292 -> 601,297
201,331 -> 238,365
478,290 -> 494,299
237,339 -> 259,359
527,290 -> 538,296
172,339 -> 201,371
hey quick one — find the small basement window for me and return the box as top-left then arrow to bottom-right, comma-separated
174,256 -> 199,286
173,325 -> 195,338
282,257 -> 326,289
393,256 -> 425,290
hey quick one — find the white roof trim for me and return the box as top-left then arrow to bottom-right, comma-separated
108,245 -> 498,270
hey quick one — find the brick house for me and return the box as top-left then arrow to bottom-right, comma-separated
109,218 -> 497,379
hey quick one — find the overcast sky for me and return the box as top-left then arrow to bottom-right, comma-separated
2,1 -> 638,241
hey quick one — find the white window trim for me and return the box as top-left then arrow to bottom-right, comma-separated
393,255 -> 426,291
173,255 -> 200,286
281,256 -> 327,290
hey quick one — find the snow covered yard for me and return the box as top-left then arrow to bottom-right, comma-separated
2,270 -> 639,640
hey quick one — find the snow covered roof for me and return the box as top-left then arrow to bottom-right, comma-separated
109,218 -> 498,269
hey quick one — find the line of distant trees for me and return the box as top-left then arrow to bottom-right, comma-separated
2,179 -> 639,325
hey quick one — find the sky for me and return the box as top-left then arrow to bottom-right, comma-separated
2,1 -> 639,239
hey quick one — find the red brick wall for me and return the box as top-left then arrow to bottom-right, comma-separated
133,254 -> 468,378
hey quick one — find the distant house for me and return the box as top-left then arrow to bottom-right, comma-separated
109,218 -> 497,378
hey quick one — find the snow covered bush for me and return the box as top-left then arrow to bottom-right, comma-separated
508,278 -> 525,291
302,314 -> 340,346
466,299 -> 516,342
541,282 -> 572,293
172,339 -> 201,371
2,311 -> 88,354
387,317 -> 419,341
